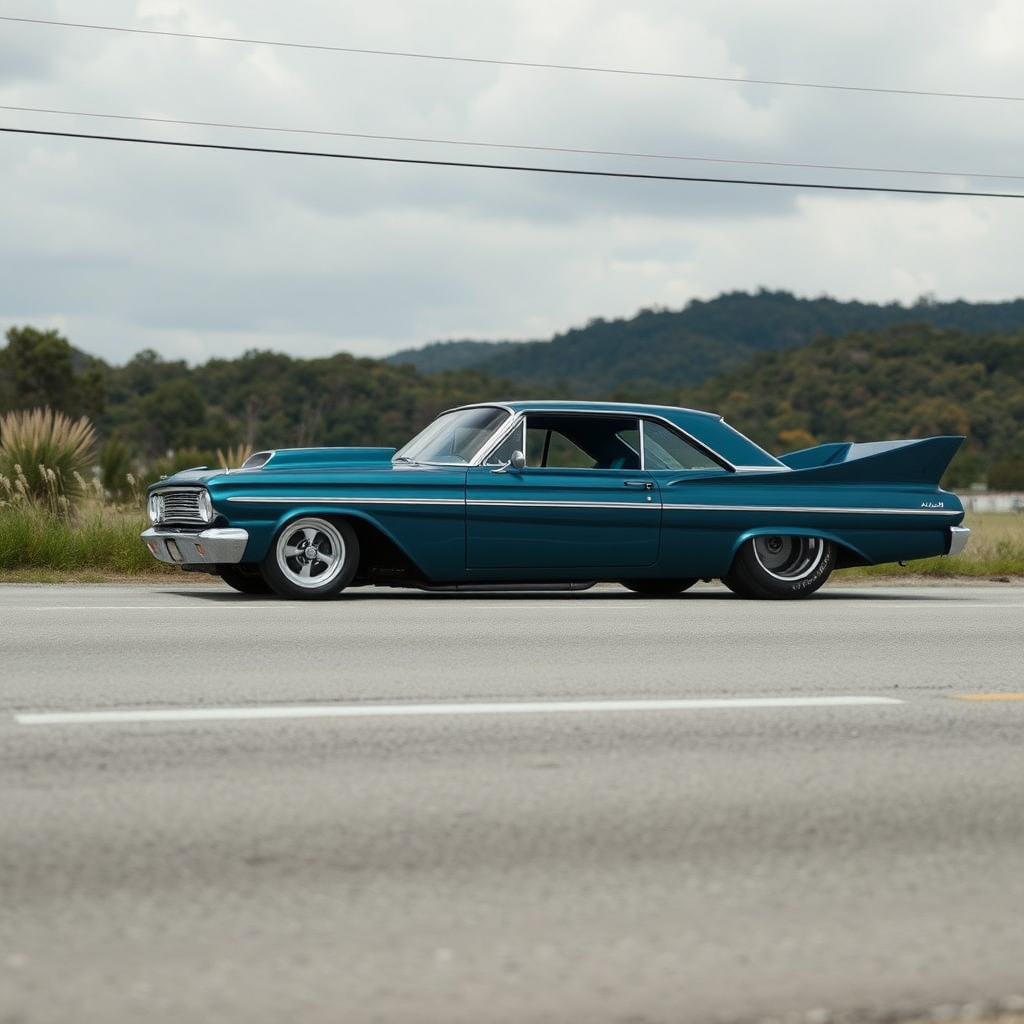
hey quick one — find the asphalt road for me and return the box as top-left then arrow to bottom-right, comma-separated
2,581 -> 1023,1024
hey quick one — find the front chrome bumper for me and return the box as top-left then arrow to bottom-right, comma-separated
947,525 -> 971,556
142,527 -> 249,565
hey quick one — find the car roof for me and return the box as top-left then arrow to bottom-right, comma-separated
447,400 -> 783,469
458,399 -> 722,422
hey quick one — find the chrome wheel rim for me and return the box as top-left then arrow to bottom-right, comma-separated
752,535 -> 825,581
275,518 -> 346,590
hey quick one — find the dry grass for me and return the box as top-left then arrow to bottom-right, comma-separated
845,511 -> 1024,581
0,408 -> 97,510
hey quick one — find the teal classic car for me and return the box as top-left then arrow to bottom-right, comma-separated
142,401 -> 969,600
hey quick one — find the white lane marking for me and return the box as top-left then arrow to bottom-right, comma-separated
6,600 -> 1024,613
15,696 -> 903,726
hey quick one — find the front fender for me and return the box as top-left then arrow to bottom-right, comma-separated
222,502 -> 463,581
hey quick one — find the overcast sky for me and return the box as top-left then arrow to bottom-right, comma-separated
1,0 -> 1023,367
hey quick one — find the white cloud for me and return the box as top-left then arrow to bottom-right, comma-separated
1,0 -> 1022,367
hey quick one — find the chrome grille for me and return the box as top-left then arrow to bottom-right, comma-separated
156,488 -> 206,524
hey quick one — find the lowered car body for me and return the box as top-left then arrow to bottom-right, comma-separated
142,401 -> 969,600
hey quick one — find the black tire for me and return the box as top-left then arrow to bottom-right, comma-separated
216,564 -> 273,594
621,578 -> 698,596
723,535 -> 835,600
260,517 -> 359,600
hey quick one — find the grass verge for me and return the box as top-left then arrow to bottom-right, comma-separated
841,511 -> 1024,582
0,507 -> 1021,585
0,503 -> 178,582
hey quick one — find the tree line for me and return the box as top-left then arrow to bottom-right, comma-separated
2,313 -> 1024,489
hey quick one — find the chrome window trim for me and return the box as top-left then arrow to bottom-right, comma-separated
474,411 -> 526,467
472,408 -> 741,472
639,416 -> 733,473
394,404 -> 516,468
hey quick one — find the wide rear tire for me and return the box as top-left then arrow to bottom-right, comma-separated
723,535 -> 835,599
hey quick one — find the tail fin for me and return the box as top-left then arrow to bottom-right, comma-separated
778,436 -> 964,486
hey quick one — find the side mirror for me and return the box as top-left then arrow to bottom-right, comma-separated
490,450 -> 527,474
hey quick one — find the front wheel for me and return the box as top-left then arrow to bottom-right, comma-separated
217,564 -> 273,594
620,578 -> 698,596
723,535 -> 835,599
261,517 -> 359,599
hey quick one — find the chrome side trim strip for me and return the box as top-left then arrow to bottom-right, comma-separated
469,500 -> 658,510
226,495 -> 961,517
227,496 -> 464,506
663,504 -> 962,517
227,495 -> 656,511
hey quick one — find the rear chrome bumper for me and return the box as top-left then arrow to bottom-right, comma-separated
142,527 -> 249,565
947,525 -> 971,556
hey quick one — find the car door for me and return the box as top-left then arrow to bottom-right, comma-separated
465,413 -> 661,570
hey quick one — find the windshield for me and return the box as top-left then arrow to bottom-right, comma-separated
393,406 -> 511,465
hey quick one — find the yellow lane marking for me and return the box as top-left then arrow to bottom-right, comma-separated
953,693 -> 1024,701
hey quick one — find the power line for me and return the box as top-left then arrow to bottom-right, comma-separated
3,105 -> 1021,184
3,14 -> 1022,104
3,125 -> 1022,199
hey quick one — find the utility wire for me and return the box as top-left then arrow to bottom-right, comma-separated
3,126 -> 1022,199
3,14 -> 1022,103
2,105 -> 1021,184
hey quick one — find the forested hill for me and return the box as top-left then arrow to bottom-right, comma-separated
676,323 -> 1024,489
386,290 -> 1024,396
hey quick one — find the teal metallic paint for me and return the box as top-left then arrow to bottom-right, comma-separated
466,466 -> 660,569
142,400 -> 968,597
211,463 -> 467,580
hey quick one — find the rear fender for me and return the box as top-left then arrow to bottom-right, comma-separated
730,525 -> 868,568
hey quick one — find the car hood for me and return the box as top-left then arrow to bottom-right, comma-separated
149,447 -> 400,489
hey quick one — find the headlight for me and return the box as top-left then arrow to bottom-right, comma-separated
197,489 -> 214,523
148,493 -> 162,524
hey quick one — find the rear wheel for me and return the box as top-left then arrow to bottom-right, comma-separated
723,535 -> 835,599
261,517 -> 359,600
621,578 -> 698,596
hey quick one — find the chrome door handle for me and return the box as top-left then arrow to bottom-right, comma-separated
624,479 -> 653,490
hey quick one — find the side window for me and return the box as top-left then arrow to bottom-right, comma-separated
485,413 -> 649,470
524,427 -> 592,468
643,421 -> 725,471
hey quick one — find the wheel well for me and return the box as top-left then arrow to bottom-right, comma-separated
342,516 -> 424,583
731,530 -> 865,571
834,543 -> 869,569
